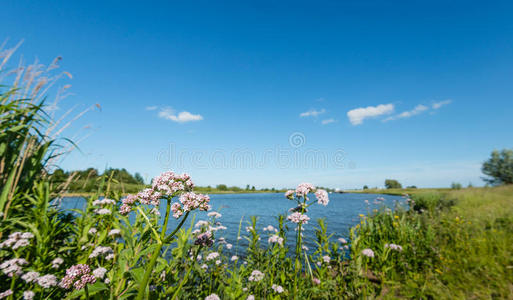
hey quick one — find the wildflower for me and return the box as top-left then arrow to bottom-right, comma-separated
284,190 -> 295,199
93,267 -> 107,279
272,284 -> 284,293
0,290 -> 13,299
338,238 -> 347,244
246,296 -> 255,300
201,264 -> 208,270
88,228 -> 97,235
51,257 -> 64,269
207,211 -> 221,218
394,215 -> 399,219
108,229 -> 121,237
322,255 -> 331,263
194,232 -> 213,247
22,271 -> 40,283
94,208 -> 111,215
231,255 -> 239,261
23,291 -> 35,300
171,203 -> 183,218
226,243 -> 233,249
215,260 -> 221,265
295,183 -> 315,198
315,189 -> 329,206
312,277 -> 321,285
287,212 -> 310,224
106,253 -> 115,260
89,246 -> 114,259
37,274 -> 58,288
248,270 -> 264,282
92,198 -> 116,206
180,192 -> 210,213
385,243 -> 403,252
0,258 -> 28,277
268,234 -> 284,246
195,220 -> 209,228
60,264 -> 96,290
302,245 -> 309,251
205,294 -> 220,300
263,225 -> 277,232
206,252 -> 220,261
0,231 -> 34,250
362,248 -> 375,258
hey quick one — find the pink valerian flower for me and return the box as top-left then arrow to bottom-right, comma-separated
231,255 -> 239,261
0,290 -> 13,299
92,267 -> 107,279
362,248 -> 375,258
268,234 -> 284,246
295,183 -> 315,198
21,271 -> 40,283
0,258 -> 28,277
287,212 -> 310,224
205,293 -> 220,300
322,255 -> 331,263
247,296 -> 255,300
263,225 -> 277,232
338,238 -> 347,244
206,252 -> 220,261
151,171 -> 194,196
272,284 -> 285,293
171,203 -> 183,218
37,274 -> 58,288
284,190 -> 295,199
0,231 -> 34,250
315,189 -> 329,206
23,291 -> 35,300
248,270 -> 264,282
385,243 -> 403,252
59,264 -> 96,290
92,198 -> 116,206
108,229 -> 121,237
312,277 -> 321,285
51,257 -> 64,269
207,211 -> 221,218
89,246 -> 114,259
179,192 -> 210,212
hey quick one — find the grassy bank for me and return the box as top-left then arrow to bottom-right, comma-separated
354,185 -> 513,298
345,187 -> 453,195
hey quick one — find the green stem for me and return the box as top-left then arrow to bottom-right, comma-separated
136,199 -> 172,300
84,285 -> 90,300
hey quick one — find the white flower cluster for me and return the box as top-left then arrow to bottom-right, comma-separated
92,198 -> 116,206
89,246 -> 114,259
248,270 -> 264,282
0,232 -> 34,250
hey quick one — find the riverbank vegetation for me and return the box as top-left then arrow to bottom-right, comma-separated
1,45 -> 512,299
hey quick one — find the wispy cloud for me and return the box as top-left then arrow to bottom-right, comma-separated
158,107 -> 203,123
300,108 -> 326,118
347,104 -> 394,125
321,118 -> 336,125
384,104 -> 428,121
146,106 -> 158,111
432,99 -> 452,109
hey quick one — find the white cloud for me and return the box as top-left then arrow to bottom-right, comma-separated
146,106 -> 158,111
346,104 -> 394,125
384,104 -> 428,121
300,108 -> 325,118
158,108 -> 203,123
322,118 -> 336,125
432,99 -> 452,109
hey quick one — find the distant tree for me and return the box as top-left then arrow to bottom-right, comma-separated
482,149 -> 513,185
384,179 -> 402,189
363,185 -> 368,190
251,186 -> 256,191
134,172 -> 144,184
451,182 -> 462,190
245,184 -> 250,191
468,182 -> 473,188
406,185 -> 417,189
216,184 -> 228,191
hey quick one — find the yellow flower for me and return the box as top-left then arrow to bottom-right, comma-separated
359,214 -> 364,218
394,215 -> 399,219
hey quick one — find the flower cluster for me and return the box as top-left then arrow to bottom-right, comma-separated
119,171 -> 210,218
194,232 -> 214,247
108,229 -> 121,237
295,182 -> 315,198
0,232 -> 34,250
0,258 -> 28,277
205,294 -> 220,300
385,243 -> 403,252
59,264 -> 96,290
89,246 -> 114,259
92,198 -> 116,206
315,189 -> 329,206
22,271 -> 40,283
51,257 -> 64,269
287,212 -> 310,224
263,225 -> 277,232
92,267 -> 107,279
0,290 -> 13,299
248,270 -> 264,282
94,208 -> 111,215
362,248 -> 375,258
36,274 -> 58,288
271,284 -> 285,293
268,234 -> 284,246
206,252 -> 220,261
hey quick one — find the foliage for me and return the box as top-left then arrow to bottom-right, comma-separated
482,148 -> 513,185
384,179 -> 402,189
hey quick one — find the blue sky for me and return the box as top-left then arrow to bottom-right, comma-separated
2,1 -> 512,188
